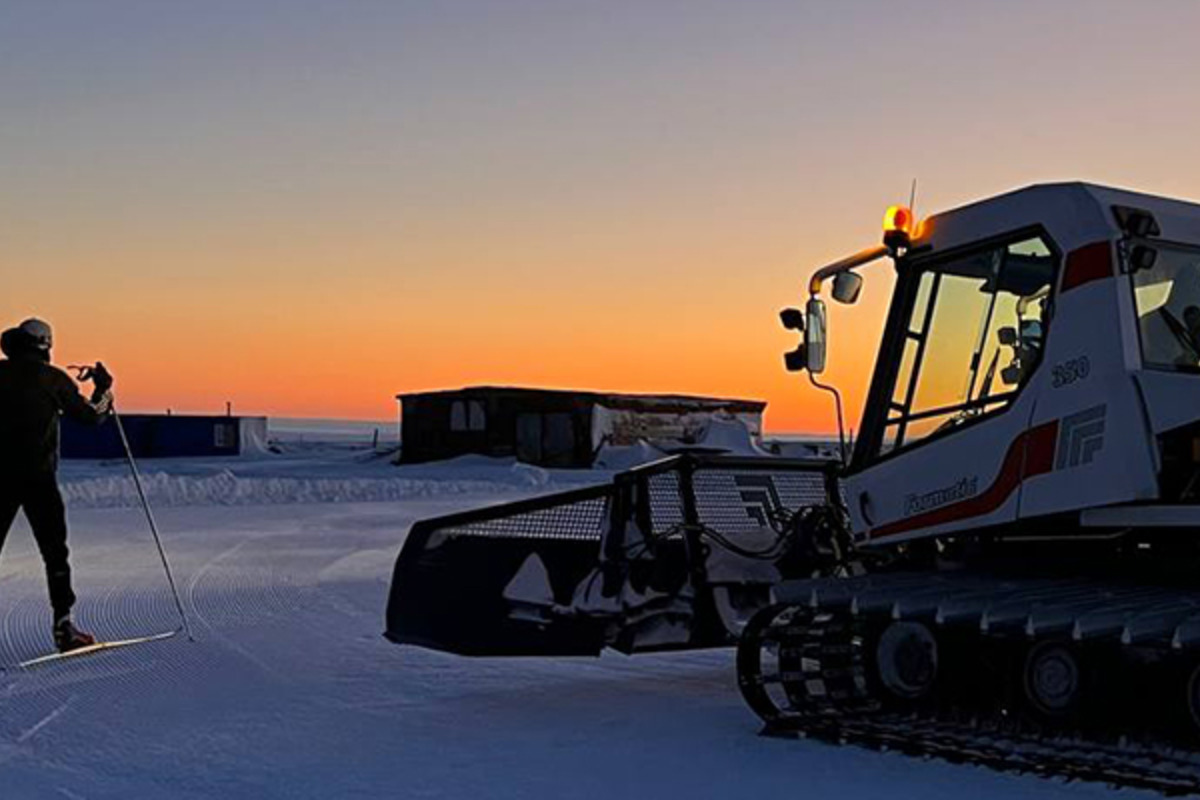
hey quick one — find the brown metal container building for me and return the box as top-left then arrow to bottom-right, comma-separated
397,386 -> 765,468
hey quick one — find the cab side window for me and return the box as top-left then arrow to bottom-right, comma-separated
879,236 -> 1056,455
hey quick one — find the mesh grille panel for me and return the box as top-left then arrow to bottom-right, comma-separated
439,494 -> 609,541
647,471 -> 686,533
692,468 -> 830,534
420,459 -> 837,545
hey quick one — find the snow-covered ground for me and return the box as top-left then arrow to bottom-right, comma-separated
0,442 -> 1135,798
58,447 -> 583,509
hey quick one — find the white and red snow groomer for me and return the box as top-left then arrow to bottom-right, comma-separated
730,186 -> 1200,792
793,183 -> 1200,544
735,185 -> 1200,773
388,184 -> 1200,787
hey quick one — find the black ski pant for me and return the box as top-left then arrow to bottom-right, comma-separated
0,471 -> 76,620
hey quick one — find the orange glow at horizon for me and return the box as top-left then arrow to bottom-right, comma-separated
26,238 -> 896,434
5,2 -> 1200,435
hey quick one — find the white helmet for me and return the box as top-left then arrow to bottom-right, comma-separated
18,318 -> 52,351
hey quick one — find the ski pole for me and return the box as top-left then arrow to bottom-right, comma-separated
111,407 -> 196,642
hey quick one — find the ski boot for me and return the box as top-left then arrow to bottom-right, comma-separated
53,617 -> 96,653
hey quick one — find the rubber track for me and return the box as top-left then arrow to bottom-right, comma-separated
765,712 -> 1200,795
738,603 -> 1200,795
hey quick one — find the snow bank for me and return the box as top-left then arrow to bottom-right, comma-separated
53,419 -> 791,511
592,414 -> 771,469
592,440 -> 669,471
694,415 -> 773,456
59,455 -> 561,509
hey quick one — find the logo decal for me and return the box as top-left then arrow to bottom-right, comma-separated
734,475 -> 784,528
1055,405 -> 1106,469
903,477 -> 979,517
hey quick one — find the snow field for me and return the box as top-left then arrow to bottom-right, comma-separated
0,449 -> 1135,798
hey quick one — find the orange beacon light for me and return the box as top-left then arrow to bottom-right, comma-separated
883,205 -> 914,251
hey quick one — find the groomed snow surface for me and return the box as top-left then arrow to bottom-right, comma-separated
0,437 -> 1136,798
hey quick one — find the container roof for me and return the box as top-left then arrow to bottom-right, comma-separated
397,386 -> 766,413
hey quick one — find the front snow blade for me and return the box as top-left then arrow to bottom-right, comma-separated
386,454 -> 844,658
385,484 -> 613,656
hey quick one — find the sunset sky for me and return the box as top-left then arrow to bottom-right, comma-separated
4,1 -> 1200,432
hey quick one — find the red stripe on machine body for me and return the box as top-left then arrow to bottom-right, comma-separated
1060,241 -> 1113,292
1022,420 -> 1059,476
869,420 -> 1059,540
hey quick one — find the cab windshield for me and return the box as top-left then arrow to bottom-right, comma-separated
1133,243 -> 1200,371
876,235 -> 1057,456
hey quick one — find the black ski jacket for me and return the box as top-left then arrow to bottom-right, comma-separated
0,355 -> 113,476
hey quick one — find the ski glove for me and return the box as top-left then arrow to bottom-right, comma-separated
90,362 -> 113,392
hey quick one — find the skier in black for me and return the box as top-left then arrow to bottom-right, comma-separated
0,318 -> 113,652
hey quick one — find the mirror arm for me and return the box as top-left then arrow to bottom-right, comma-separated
800,243 -> 887,467
807,371 -> 849,466
809,245 -> 889,295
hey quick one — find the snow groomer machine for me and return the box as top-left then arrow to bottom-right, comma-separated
388,183 -> 1200,792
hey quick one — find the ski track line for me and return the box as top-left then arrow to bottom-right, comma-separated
185,537 -> 289,681
185,537 -> 252,615
0,587 -> 31,664
73,581 -> 174,695
3,544 -> 236,733
17,697 -> 73,743
2,571 -> 181,698
3,589 -> 48,664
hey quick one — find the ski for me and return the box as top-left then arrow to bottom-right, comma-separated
5,627 -> 183,671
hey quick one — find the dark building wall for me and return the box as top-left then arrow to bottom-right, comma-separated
61,415 -> 253,459
401,390 -> 594,468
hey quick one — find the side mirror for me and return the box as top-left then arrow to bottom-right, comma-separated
832,271 -> 863,305
805,298 -> 827,374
